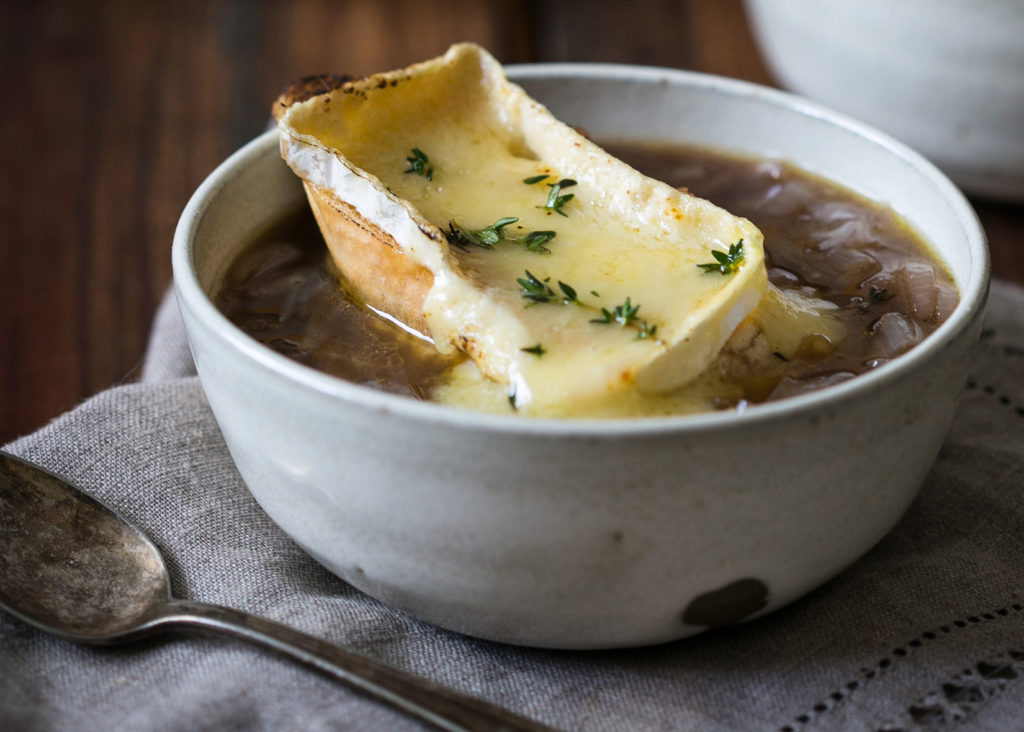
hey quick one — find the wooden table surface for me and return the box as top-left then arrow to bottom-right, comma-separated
2,0 -> 1022,445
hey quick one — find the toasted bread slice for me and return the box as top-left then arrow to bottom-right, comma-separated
274,43 -> 772,412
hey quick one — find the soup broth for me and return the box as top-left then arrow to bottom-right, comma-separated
216,144 -> 957,416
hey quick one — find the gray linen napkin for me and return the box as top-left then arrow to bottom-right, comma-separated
2,281 -> 1023,732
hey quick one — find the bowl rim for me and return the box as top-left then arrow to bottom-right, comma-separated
172,62 -> 989,438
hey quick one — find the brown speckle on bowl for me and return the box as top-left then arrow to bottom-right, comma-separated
682,578 -> 769,627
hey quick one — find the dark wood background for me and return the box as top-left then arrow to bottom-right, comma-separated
2,0 -> 1021,444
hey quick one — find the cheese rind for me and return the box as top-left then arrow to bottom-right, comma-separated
276,43 -> 768,412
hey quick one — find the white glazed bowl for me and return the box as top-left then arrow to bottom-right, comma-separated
743,0 -> 1024,202
173,64 -> 988,649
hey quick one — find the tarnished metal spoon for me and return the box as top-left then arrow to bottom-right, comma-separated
0,450 -> 555,732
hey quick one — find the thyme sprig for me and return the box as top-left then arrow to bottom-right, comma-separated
697,239 -> 745,275
517,270 -> 555,303
518,230 -> 556,253
446,217 -> 519,249
517,270 -> 660,340
404,148 -> 434,180
516,270 -> 579,305
590,297 -> 659,339
542,178 -> 577,216
591,297 -> 640,326
446,218 -> 557,254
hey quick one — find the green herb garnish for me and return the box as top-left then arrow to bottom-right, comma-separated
523,174 -> 550,185
404,148 -> 433,180
635,321 -> 658,340
518,230 -> 556,253
447,219 -> 556,254
591,297 -> 640,327
517,270 -> 556,304
697,239 -> 745,275
475,216 -> 519,246
521,343 -> 546,357
558,281 -> 579,303
517,271 -> 660,340
446,217 -> 519,249
541,178 -> 577,216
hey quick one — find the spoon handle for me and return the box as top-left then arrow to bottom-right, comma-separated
151,599 -> 555,732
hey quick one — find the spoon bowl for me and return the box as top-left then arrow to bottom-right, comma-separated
0,451 -> 169,642
0,450 -> 554,732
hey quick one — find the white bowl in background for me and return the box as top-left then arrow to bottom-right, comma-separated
173,64 -> 988,649
744,0 -> 1024,202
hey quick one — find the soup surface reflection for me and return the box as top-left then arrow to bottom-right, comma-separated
216,144 -> 957,414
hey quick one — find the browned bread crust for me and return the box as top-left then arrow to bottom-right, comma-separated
275,76 -> 435,336
272,74 -> 350,122
302,182 -> 433,335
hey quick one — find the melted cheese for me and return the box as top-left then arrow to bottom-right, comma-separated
277,43 -> 779,414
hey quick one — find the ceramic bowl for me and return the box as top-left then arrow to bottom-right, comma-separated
172,64 -> 988,649
743,0 -> 1024,202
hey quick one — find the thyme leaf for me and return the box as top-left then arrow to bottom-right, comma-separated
521,343 -> 546,357
523,174 -> 550,185
635,321 -> 658,340
591,297 -> 640,327
404,147 -> 433,180
446,217 -> 519,249
484,216 -> 520,243
541,178 -> 577,216
697,239 -> 745,275
517,270 -> 556,304
518,230 -> 556,253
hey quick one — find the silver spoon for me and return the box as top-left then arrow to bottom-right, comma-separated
0,450 -> 555,732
